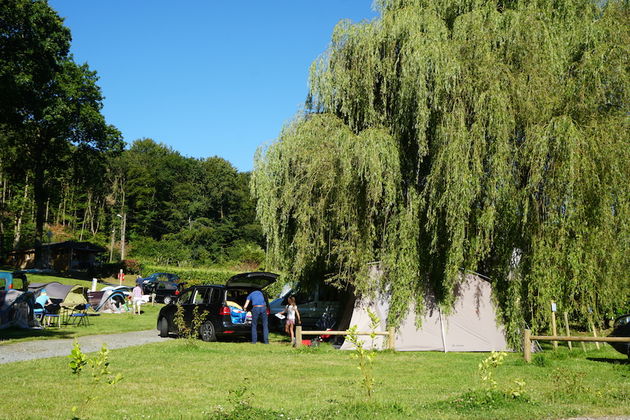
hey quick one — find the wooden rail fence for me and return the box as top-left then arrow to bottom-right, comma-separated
523,329 -> 630,363
295,325 -> 396,349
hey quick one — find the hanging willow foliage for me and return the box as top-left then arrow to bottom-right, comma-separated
252,0 -> 629,346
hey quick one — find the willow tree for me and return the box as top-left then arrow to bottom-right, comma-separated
253,0 -> 629,344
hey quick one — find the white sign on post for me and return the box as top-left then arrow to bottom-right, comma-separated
551,302 -> 557,312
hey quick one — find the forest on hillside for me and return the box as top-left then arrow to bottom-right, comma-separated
0,0 -> 263,269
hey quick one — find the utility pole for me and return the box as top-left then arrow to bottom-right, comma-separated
109,225 -> 115,262
117,213 -> 126,261
121,211 -> 126,260
117,187 -> 127,261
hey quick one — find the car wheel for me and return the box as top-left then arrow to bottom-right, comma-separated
159,317 -> 169,337
163,296 -> 172,305
199,321 -> 217,342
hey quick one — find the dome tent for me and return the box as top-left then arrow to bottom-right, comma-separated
28,282 -> 88,308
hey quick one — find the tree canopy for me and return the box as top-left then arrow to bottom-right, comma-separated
253,0 -> 629,344
0,0 -> 123,245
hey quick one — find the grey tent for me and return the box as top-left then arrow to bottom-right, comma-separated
0,289 -> 38,329
340,272 -> 509,352
28,282 -> 88,308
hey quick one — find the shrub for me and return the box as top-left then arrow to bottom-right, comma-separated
121,259 -> 143,275
142,265 -> 237,285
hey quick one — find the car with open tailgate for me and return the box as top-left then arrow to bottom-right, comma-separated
156,272 -> 277,341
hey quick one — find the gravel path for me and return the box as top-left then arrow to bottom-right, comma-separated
0,329 -> 167,364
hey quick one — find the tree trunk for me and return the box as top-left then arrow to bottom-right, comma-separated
33,167 -> 46,267
79,191 -> 92,241
0,168 -> 5,255
13,174 -> 30,248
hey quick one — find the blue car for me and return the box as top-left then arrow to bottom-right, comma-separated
138,272 -> 180,286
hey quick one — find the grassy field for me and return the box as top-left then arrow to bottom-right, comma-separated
2,269 -> 628,418
0,339 -> 627,419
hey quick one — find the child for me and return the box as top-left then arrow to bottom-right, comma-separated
281,296 -> 301,345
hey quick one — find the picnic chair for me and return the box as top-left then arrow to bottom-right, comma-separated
66,304 -> 90,327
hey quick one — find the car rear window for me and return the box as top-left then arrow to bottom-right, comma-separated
208,288 -> 221,304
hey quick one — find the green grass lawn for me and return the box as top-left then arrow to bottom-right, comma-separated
0,339 -> 627,419
2,269 -> 628,419
0,304 -> 163,344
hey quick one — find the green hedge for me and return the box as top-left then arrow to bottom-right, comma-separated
142,265 -> 237,285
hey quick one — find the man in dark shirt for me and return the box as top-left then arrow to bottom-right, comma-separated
243,289 -> 268,344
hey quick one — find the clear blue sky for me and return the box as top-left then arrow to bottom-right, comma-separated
48,1 -> 378,172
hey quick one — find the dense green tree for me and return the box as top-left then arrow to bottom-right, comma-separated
253,0 -> 629,344
0,0 -> 122,247
119,139 -> 263,266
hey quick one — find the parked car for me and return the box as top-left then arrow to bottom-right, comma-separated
143,280 -> 185,304
0,271 -> 28,291
269,283 -> 344,330
138,272 -> 180,287
609,313 -> 630,358
156,272 -> 277,341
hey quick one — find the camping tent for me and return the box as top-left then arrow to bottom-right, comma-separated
0,289 -> 38,329
89,287 -> 130,313
28,282 -> 88,308
340,273 -> 510,352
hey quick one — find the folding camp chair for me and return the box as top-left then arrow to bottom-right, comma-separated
33,302 -> 45,324
67,304 -> 90,327
34,301 -> 61,327
44,310 -> 61,327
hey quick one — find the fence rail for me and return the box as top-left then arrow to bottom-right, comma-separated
523,329 -> 630,362
295,326 -> 395,349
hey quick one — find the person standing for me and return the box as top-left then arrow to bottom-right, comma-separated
132,283 -> 143,315
243,288 -> 268,344
281,296 -> 301,346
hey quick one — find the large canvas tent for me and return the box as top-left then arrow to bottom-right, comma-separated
340,273 -> 509,352
28,282 -> 88,308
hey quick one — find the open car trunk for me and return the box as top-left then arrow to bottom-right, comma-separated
223,273 -> 277,326
225,272 -> 277,289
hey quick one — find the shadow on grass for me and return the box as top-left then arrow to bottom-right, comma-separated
586,357 -> 629,365
0,326 -> 75,341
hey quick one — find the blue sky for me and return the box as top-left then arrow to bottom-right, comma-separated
48,1 -> 378,172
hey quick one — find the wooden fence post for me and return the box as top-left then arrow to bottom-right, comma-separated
590,320 -> 600,350
563,312 -> 572,351
387,327 -> 395,350
523,329 -> 532,363
295,325 -> 302,348
550,301 -> 558,350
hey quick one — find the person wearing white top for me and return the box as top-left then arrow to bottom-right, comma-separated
280,296 -> 301,346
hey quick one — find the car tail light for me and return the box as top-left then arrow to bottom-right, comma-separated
8,283 -> 13,289
175,290 -> 180,295
224,330 -> 234,334
219,306 -> 231,316
266,307 -> 270,315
